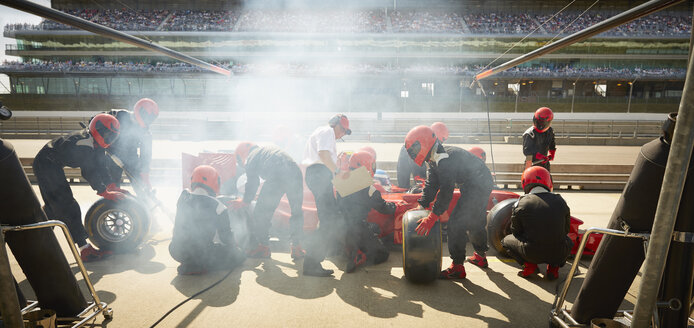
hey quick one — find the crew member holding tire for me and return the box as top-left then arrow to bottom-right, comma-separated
102,98 -> 159,193
338,151 -> 396,273
501,166 -> 573,280
405,125 -> 493,279
523,107 -> 556,171
301,114 -> 351,277
396,122 -> 448,189
231,142 -> 306,260
33,114 -> 123,262
169,165 -> 245,275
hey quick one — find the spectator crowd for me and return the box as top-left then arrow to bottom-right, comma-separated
0,60 -> 685,80
4,8 -> 691,37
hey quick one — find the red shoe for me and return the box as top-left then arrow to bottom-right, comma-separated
546,265 -> 560,280
246,244 -> 271,258
518,262 -> 539,278
290,244 -> 306,261
466,252 -> 488,268
80,244 -> 113,263
345,250 -> 367,273
439,263 -> 466,279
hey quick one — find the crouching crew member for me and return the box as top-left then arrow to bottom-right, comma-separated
33,114 -> 122,262
502,166 -> 573,280
339,152 -> 395,273
102,98 -> 159,193
397,122 -> 448,189
523,107 -> 556,171
170,165 -> 245,275
301,114 -> 351,277
232,142 -> 305,260
405,125 -> 493,279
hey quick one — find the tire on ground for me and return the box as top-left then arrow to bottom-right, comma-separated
402,209 -> 442,283
85,198 -> 150,252
486,198 -> 517,257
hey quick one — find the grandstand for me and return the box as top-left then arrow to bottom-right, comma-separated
0,0 -> 690,113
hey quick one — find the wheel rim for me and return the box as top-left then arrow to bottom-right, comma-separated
95,208 -> 135,243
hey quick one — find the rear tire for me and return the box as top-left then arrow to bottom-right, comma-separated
486,198 -> 517,257
402,210 -> 442,284
85,198 -> 150,252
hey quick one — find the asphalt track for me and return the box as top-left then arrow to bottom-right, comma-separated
5,139 -> 641,328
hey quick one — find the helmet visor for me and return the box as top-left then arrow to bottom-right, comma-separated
534,118 -> 550,132
406,141 -> 421,162
95,120 -> 118,147
137,109 -> 157,127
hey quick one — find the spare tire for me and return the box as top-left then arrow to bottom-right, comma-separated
402,210 -> 442,284
85,198 -> 150,252
486,198 -> 517,257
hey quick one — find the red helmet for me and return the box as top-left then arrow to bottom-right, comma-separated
133,98 -> 159,128
521,166 -> 553,193
405,125 -> 437,166
191,165 -> 221,195
337,151 -> 352,172
89,113 -> 120,149
468,146 -> 486,163
431,122 -> 449,143
235,141 -> 257,167
358,146 -> 377,162
533,107 -> 553,133
349,151 -> 375,176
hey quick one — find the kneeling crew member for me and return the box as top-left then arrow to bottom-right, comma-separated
232,142 -> 305,260
405,125 -> 494,279
339,151 -> 396,273
170,165 -> 245,275
502,166 -> 573,280
33,114 -> 123,262
523,107 -> 556,171
397,122 -> 448,189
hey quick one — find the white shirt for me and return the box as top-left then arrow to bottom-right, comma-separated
303,125 -> 337,165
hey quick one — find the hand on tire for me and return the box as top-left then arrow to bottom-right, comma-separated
415,212 -> 441,236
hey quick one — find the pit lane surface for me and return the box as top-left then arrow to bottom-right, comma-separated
6,140 -> 639,327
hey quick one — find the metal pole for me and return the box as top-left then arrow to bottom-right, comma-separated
571,82 -> 577,113
0,0 -> 231,77
0,231 -> 23,328
627,78 -> 637,113
475,0 -> 684,81
631,25 -> 694,328
515,88 -> 519,113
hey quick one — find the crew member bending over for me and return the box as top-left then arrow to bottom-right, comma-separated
231,142 -> 305,260
33,114 -> 123,262
102,98 -> 159,193
396,122 -> 449,189
502,166 -> 573,280
405,125 -> 494,279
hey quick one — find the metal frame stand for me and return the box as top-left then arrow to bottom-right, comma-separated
550,227 -> 650,328
1,220 -> 113,328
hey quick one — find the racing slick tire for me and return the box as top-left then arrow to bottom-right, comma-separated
486,198 -> 517,257
85,198 -> 150,252
402,210 -> 442,283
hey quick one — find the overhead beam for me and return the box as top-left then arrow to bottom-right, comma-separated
474,0 -> 685,81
